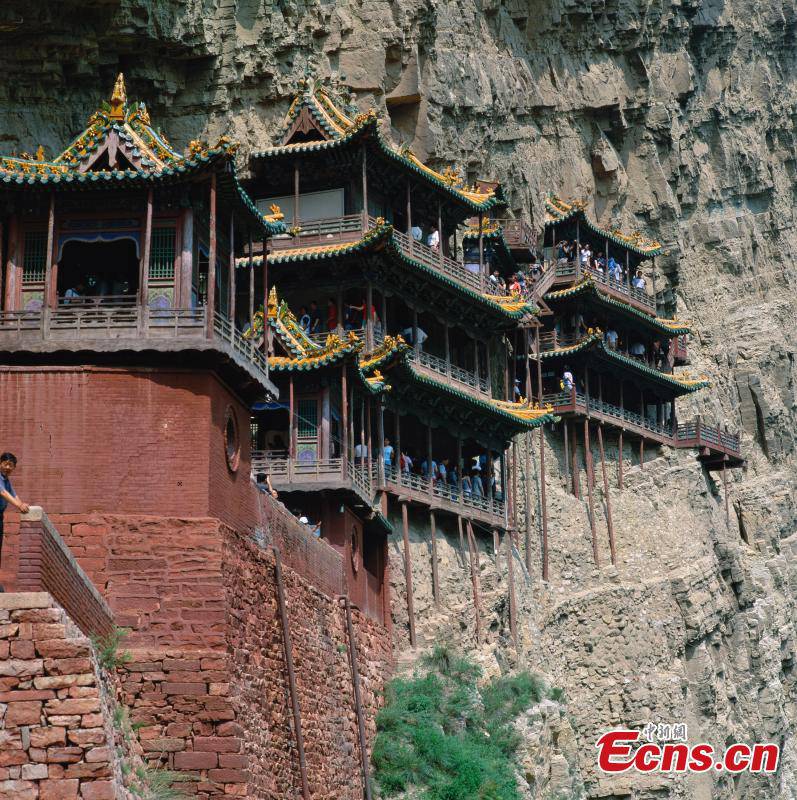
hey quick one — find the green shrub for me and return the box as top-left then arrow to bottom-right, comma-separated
91,626 -> 132,671
372,646 -> 542,800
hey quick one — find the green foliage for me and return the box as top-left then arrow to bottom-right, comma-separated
372,646 -> 544,800
139,767 -> 189,800
91,626 -> 132,671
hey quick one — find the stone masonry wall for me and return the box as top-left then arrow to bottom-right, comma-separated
0,592 -> 115,800
224,525 -> 391,800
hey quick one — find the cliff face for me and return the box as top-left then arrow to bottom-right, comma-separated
1,1 -> 795,797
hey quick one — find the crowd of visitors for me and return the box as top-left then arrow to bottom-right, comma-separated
555,240 -> 647,291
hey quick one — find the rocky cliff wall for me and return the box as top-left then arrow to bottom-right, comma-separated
0,1 -> 795,798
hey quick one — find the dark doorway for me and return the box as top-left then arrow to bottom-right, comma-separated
57,239 -> 139,302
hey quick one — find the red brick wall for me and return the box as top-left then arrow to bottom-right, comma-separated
0,366 -> 256,528
223,526 -> 391,800
15,512 -> 114,641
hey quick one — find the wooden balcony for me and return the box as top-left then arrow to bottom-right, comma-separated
250,451 -> 376,509
552,260 -> 655,314
673,334 -> 689,365
0,304 -> 275,396
269,214 -> 366,251
545,390 -> 743,465
383,465 -> 507,528
491,218 -> 535,252
407,349 -> 490,397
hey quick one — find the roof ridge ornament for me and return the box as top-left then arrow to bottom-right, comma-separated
109,73 -> 127,121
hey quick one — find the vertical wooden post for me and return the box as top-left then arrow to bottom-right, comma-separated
437,199 -> 443,266
456,436 -> 464,499
478,212 -> 484,288
288,374 -> 295,461
570,422 -> 581,498
361,145 -> 368,226
506,532 -> 517,647
575,218 -> 580,279
535,325 -> 548,581
140,186 -> 154,314
584,420 -> 599,566
207,175 -> 217,337
639,438 -> 644,469
511,438 -> 518,532
180,209 -> 194,308
343,597 -> 373,800
377,399 -> 385,487
412,308 -> 420,353
365,282 -> 374,350
293,166 -> 300,226
228,213 -> 235,325
457,514 -> 466,564
535,325 -> 543,403
626,250 -> 631,289
401,501 -> 417,647
430,510 -> 440,608
597,425 -> 616,565
426,424 -> 434,491
341,364 -> 348,479
381,291 -> 387,338
524,327 -> 532,400
486,451 -> 494,501
444,324 -> 451,375
336,288 -> 344,336
563,420 -> 570,483
618,430 -> 624,489
262,237 -> 269,356
406,181 -> 412,255
395,413 -> 401,477
722,459 -> 729,526
492,528 -> 500,574
466,520 -> 483,645
366,398 -> 373,478
273,548 -> 310,800
248,229 -> 254,325
4,215 -> 18,311
43,193 -> 56,308
524,430 -> 532,573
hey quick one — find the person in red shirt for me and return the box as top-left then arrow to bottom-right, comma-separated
326,297 -> 338,332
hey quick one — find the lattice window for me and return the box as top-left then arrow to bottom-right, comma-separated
297,398 -> 318,437
149,227 -> 176,280
22,231 -> 47,283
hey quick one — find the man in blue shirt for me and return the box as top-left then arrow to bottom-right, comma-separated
0,452 -> 30,567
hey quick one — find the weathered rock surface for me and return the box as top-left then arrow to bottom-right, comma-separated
0,1 -> 795,798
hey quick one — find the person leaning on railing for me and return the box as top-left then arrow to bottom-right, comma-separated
0,452 -> 30,574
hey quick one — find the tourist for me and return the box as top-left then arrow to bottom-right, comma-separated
427,225 -> 440,252
64,282 -> 85,303
298,306 -> 311,333
562,365 -> 575,392
438,458 -> 448,485
421,457 -> 438,483
652,340 -> 666,370
383,437 -> 394,469
489,270 -> 503,290
605,328 -> 619,350
508,274 -> 521,294
462,473 -> 472,497
580,245 -> 591,266
401,325 -> 428,349
0,453 -> 30,567
309,300 -> 322,334
630,341 -> 646,360
400,451 -> 413,475
263,473 -> 278,499
632,270 -> 646,290
354,440 -> 368,465
411,224 -> 423,242
471,468 -> 484,498
326,297 -> 338,332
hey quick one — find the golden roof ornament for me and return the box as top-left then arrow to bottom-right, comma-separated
109,73 -> 127,121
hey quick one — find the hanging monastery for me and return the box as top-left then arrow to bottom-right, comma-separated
0,76 -> 744,799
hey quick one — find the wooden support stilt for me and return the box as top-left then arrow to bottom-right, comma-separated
618,430 -> 624,489
597,425 -> 616,565
401,501 -> 417,647
524,430 -> 532,573
492,528 -> 500,576
506,532 -> 517,647
570,422 -> 581,498
465,520 -> 483,645
639,438 -> 644,469
343,597 -> 373,800
584,420 -> 599,566
511,438 -> 518,533
722,459 -> 729,525
273,548 -> 310,800
430,510 -> 440,608
563,418 -> 570,483
540,424 -> 548,582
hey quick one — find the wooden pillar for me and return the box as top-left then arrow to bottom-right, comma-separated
262,237 -> 269,355
341,365 -> 348,479
437,199 -> 443,266
486,452 -> 494,501
336,288 -> 344,336
575,218 -> 580,278
4,215 -> 18,311
639,438 -> 645,469
272,549 -> 310,800
140,186 -> 154,310
412,308 -> 420,353
288,374 -> 295,460
478,212 -> 484,287
651,255 -> 656,304
366,398 -> 373,477
473,338 -> 480,381
293,166 -> 300,226
584,419 -> 599,566
406,181 -> 412,255
597,425 -> 616,565
563,419 -> 570,483
401,501 -> 417,647
43,193 -> 55,308
570,421 -> 581,498
381,291 -> 387,338
465,520 -> 483,645
539,421 -> 548,582
0,219 -> 4,309
618,431 -> 624,490
457,514 -> 466,564
361,145 -> 368,225
377,399 -> 385,487
207,175 -> 217,337
511,438 -> 518,532
722,459 -> 729,526
430,511 -> 440,608
395,413 -> 401,476
456,436 -> 464,497
524,430 -> 532,573
426,424 -> 433,491
444,324 -> 451,375
248,229 -> 254,325
506,532 -> 517,647
180,209 -> 194,308
626,250 -> 630,289
365,282 -> 374,350
228,213 -> 235,325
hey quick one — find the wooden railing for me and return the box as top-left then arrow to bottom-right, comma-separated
0,305 -> 270,386
553,260 -> 655,313
408,349 -> 490,395
270,214 -> 365,250
57,293 -> 136,308
676,421 -> 740,456
492,218 -> 535,250
383,465 -> 506,525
